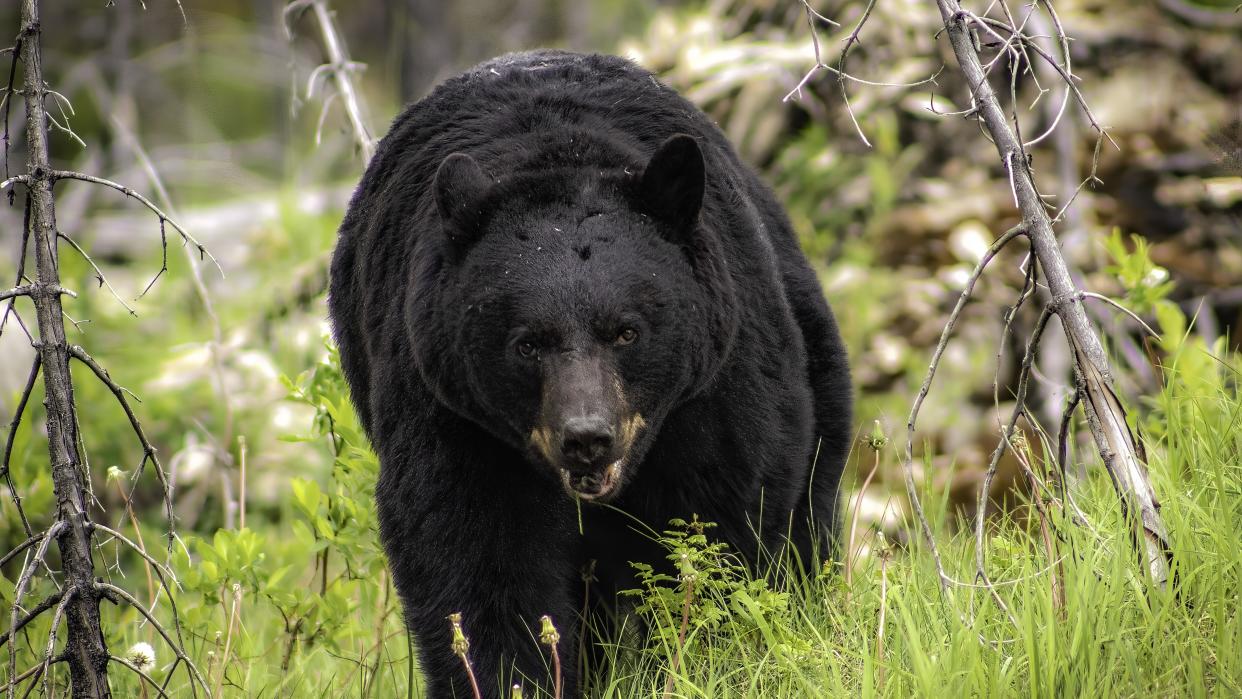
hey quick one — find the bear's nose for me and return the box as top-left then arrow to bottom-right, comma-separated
560,417 -> 615,468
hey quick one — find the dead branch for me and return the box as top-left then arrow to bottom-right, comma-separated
0,194 -> 32,339
49,169 -> 221,278
1,656 -> 64,695
0,531 -> 45,572
39,586 -> 77,697
1,355 -> 40,538
89,520 -> 194,659
903,223 -> 1026,590
7,520 -> 63,693
2,2 -> 221,695
974,306 -> 1054,624
55,231 -> 136,314
0,591 -> 61,648
283,0 -> 376,162
1081,292 -> 1161,340
89,522 -> 178,586
67,343 -> 175,551
934,0 -> 1173,586
108,654 -> 173,699
96,582 -> 211,697
1,173 -> 29,189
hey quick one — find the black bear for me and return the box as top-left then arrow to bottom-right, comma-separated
328,50 -> 851,697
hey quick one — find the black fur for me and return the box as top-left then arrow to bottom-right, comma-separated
328,50 -> 852,698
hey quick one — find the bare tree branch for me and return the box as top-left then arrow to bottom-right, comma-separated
49,169 -> 222,278
2,4 -> 222,695
0,591 -> 61,648
67,344 -> 176,552
0,173 -> 28,190
283,0 -> 376,162
903,223 -> 1027,591
1,355 -> 40,538
934,0 -> 1173,586
56,231 -> 137,315
6,520 -> 63,693
95,582 -> 211,697
0,284 -> 75,301
108,655 -> 173,699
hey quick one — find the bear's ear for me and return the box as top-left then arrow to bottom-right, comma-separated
434,152 -> 491,245
637,134 -> 704,231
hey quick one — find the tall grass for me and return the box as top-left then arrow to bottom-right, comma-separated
590,353 -> 1240,697
7,336 -> 1228,697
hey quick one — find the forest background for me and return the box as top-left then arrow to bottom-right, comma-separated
1,0 -> 1239,696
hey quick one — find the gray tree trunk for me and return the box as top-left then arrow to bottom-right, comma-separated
18,0 -> 112,694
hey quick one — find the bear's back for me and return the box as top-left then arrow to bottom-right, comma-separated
354,52 -> 715,213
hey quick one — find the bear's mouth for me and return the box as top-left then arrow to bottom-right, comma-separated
560,461 -> 621,501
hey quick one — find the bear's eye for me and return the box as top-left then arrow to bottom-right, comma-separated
517,340 -> 538,358
615,328 -> 638,346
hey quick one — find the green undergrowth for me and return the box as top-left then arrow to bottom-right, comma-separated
50,332 -> 1240,697
2,232 -> 1238,697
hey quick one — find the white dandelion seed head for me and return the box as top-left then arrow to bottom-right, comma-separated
126,641 -> 156,673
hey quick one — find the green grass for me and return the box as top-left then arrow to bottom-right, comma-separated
3,226 -> 1238,697
584,364 -> 1242,698
48,338 -> 1231,698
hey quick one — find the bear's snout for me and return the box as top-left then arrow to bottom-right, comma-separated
560,416 -> 616,469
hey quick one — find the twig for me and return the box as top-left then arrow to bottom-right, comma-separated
283,0 -> 376,161
967,14 -> 1117,151
974,307 -> 1054,630
0,532 -> 45,572
904,223 -> 1027,591
7,520 -> 63,697
49,169 -> 222,277
56,231 -> 137,315
1015,428 -> 1066,617
109,655 -> 173,699
1,173 -> 29,190
0,284 -> 75,302
936,0 -> 1173,586
95,582 -> 211,696
835,0 -> 876,147
0,194 -> 32,340
108,472 -> 156,608
0,591 -> 61,648
89,522 -> 181,595
0,656 -> 65,695
785,1 -> 941,97
67,343 -> 175,552
1081,292 -> 1161,339
1053,391 -> 1097,532
1,355 -> 40,538
40,586 -> 77,698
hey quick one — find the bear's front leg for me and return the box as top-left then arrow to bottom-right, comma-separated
376,434 -> 582,698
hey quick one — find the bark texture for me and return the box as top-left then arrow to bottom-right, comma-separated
18,0 -> 112,694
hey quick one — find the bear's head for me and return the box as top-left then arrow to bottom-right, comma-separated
409,135 -> 739,501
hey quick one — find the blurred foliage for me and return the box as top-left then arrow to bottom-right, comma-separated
1,0 -> 1240,694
